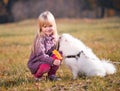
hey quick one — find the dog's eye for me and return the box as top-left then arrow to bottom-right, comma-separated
59,36 -> 61,39
65,39 -> 67,42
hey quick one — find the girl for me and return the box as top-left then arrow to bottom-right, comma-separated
27,11 -> 62,81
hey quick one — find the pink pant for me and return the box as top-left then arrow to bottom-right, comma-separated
34,64 -> 59,78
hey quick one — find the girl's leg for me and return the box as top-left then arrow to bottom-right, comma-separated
47,65 -> 61,81
34,64 -> 50,78
48,65 -> 59,76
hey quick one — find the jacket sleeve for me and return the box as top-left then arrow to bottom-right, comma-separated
34,39 -> 54,66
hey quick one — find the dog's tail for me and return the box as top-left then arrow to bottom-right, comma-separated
101,59 -> 116,75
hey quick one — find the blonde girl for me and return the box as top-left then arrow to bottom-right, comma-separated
27,11 -> 61,81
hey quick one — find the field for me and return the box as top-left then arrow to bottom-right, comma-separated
0,17 -> 120,91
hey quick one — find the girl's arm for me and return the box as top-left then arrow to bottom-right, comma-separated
33,39 -> 54,66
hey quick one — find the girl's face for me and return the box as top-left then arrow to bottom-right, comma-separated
41,24 -> 54,36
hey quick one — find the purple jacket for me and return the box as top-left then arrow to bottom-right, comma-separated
27,35 -> 56,74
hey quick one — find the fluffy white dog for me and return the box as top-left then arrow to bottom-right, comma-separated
59,33 -> 116,79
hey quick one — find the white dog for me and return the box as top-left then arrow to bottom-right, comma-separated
59,33 -> 116,79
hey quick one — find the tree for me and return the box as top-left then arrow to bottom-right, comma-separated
97,0 -> 120,18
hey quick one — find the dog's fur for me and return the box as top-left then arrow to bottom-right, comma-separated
59,33 -> 116,79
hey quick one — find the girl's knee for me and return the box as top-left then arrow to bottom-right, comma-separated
39,64 -> 50,73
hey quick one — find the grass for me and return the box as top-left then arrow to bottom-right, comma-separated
0,17 -> 120,91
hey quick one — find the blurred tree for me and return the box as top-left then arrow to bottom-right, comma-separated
0,0 -> 13,23
97,0 -> 120,18
3,0 -> 9,5
113,0 -> 120,10
0,0 -> 8,23
0,0 -> 120,23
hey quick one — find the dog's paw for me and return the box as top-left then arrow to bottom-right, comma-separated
72,72 -> 78,79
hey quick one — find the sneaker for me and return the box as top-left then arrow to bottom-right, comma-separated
47,75 -> 61,81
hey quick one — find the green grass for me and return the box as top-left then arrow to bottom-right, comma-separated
0,17 -> 120,91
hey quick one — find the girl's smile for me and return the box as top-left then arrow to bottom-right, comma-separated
42,25 -> 54,36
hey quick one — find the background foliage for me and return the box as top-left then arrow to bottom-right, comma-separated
0,0 -> 120,23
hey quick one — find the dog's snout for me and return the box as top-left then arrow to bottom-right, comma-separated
59,36 -> 62,40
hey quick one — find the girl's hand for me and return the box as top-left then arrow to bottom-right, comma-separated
53,59 -> 61,66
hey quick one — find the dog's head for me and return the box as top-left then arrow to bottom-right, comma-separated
59,33 -> 79,56
59,33 -> 73,44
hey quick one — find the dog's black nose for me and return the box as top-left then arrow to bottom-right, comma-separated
59,36 -> 61,39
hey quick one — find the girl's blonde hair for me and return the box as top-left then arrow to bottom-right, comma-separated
32,11 -> 58,54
